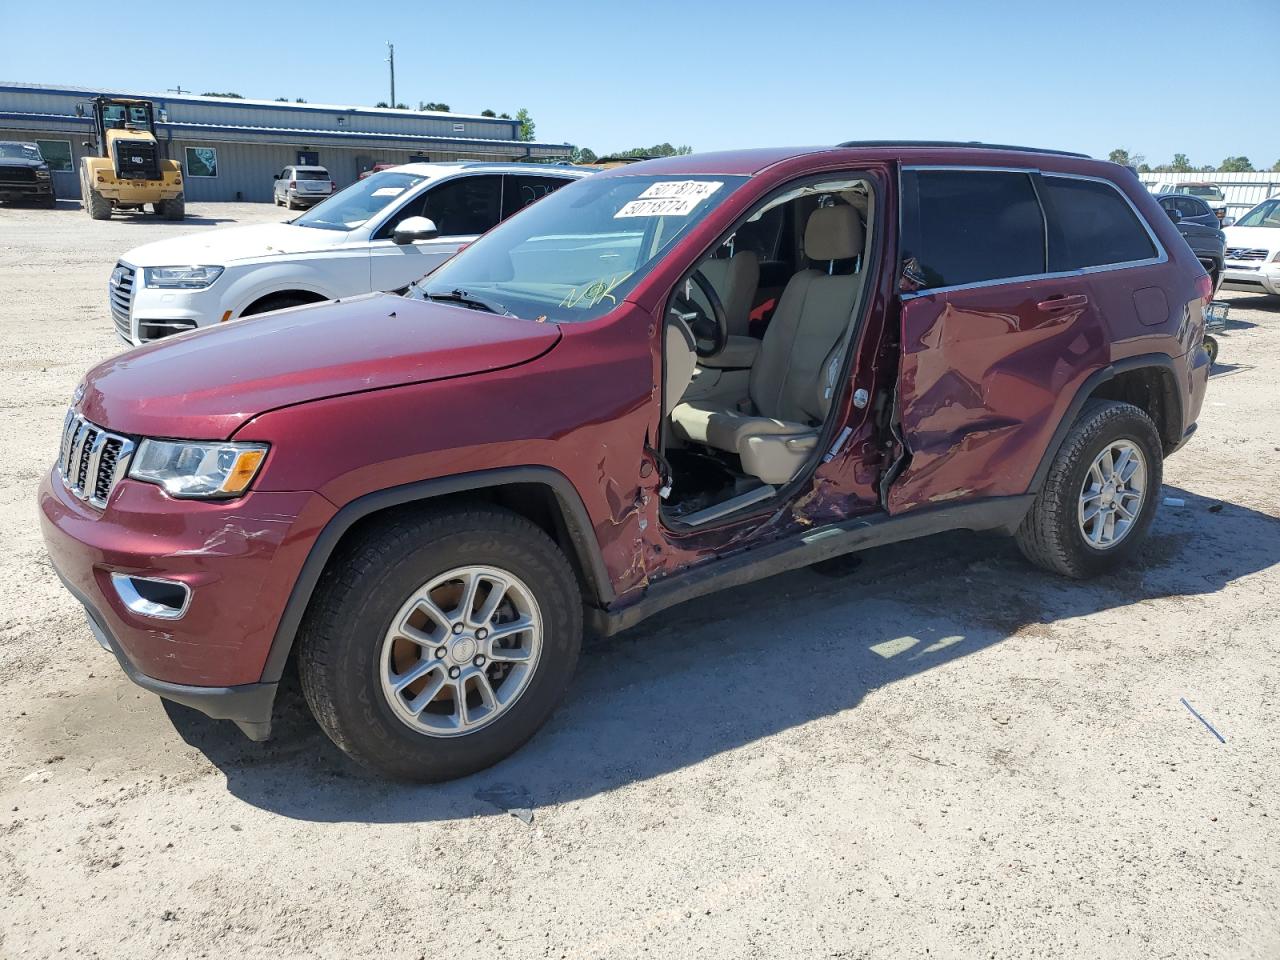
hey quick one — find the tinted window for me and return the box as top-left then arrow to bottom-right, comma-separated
1042,176 -> 1157,270
422,175 -> 503,236
900,170 -> 1045,290
503,175 -> 570,217
295,169 -> 330,180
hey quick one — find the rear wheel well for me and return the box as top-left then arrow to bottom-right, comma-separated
1085,366 -> 1181,452
241,290 -> 328,317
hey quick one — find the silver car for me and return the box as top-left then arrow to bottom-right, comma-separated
273,165 -> 335,209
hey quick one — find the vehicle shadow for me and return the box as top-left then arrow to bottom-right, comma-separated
72,203 -> 239,226
166,484 -> 1280,823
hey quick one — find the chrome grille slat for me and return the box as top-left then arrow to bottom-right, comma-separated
108,262 -> 135,341
55,411 -> 134,510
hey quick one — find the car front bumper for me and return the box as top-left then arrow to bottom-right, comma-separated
38,468 -> 336,738
0,181 -> 53,200
1221,262 -> 1280,295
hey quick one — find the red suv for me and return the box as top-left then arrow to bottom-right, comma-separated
40,143 -> 1211,781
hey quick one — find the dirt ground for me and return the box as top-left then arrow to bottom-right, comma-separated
0,200 -> 1277,960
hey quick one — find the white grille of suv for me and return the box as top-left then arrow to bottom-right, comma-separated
57,410 -> 135,509
1225,248 -> 1268,262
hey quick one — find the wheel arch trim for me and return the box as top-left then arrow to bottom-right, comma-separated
259,466 -> 612,683
1029,353 -> 1184,494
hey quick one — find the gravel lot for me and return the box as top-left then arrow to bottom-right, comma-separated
1,200 -> 1278,959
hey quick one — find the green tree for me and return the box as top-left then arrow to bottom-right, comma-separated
394,102 -> 409,110
375,101 -> 389,108
1108,148 -> 1130,165
275,97 -> 289,102
499,112 -> 511,119
1171,153 -> 1192,172
1273,159 -> 1280,172
1219,156 -> 1254,172
1136,163 -> 1151,173
609,143 -> 694,160
202,91 -> 244,99
570,145 -> 598,164
480,109 -> 497,118
515,108 -> 535,142
295,98 -> 307,104
419,102 -> 451,112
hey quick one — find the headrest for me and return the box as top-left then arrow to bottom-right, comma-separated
804,205 -> 865,261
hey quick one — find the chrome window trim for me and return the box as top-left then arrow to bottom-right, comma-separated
898,165 -> 1168,301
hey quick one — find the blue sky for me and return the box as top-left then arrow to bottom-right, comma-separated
6,0 -> 1278,166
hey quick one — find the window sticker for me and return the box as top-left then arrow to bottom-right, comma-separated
614,180 -> 722,219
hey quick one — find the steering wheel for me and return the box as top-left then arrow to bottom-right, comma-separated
668,269 -> 728,359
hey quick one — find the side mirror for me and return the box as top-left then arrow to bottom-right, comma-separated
1167,208 -> 1182,222
393,216 -> 440,245
1222,217 -> 1235,228
273,174 -> 280,180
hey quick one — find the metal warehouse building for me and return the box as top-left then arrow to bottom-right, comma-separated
0,81 -> 572,202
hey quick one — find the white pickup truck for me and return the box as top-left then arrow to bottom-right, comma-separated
109,162 -> 589,346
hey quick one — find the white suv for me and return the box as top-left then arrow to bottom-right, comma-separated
109,162 -> 590,346
1221,198 -> 1280,296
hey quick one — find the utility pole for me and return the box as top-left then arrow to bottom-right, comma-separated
386,42 -> 395,108
167,85 -> 188,95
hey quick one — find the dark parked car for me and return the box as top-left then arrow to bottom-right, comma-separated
41,143 -> 1211,781
0,140 -> 56,207
1156,192 -> 1226,291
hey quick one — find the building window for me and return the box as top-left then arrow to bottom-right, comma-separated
452,122 -> 465,133
35,139 -> 73,173
185,146 -> 218,178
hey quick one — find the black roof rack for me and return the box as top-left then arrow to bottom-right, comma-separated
836,140 -> 1091,159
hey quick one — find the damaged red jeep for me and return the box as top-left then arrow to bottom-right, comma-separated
40,143 -> 1211,781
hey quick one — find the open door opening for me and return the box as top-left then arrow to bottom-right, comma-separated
660,176 -> 877,528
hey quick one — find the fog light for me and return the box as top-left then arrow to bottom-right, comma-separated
110,573 -> 191,620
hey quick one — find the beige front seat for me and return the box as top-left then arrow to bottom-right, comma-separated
697,249 -> 760,336
670,205 -> 865,485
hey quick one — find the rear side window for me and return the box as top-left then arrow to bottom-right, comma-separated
296,169 -> 330,180
502,175 -> 570,217
901,170 -> 1046,290
1041,176 -> 1157,270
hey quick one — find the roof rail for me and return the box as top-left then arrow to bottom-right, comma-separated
836,140 -> 1091,159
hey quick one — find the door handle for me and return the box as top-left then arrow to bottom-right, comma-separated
1037,293 -> 1089,312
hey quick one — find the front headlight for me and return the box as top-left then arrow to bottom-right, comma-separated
143,265 -> 225,289
129,440 -> 268,498
35,167 -> 50,179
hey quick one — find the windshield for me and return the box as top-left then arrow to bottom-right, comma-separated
295,169 -> 330,180
0,142 -> 41,161
1181,185 -> 1223,201
412,174 -> 747,322
1235,199 -> 1280,229
292,170 -> 428,231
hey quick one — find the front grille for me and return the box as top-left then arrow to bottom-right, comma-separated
57,410 -> 135,510
0,166 -> 37,184
1225,247 -> 1268,262
138,318 -> 198,342
109,263 -> 134,341
113,140 -> 160,180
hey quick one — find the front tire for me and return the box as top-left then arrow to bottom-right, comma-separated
85,186 -> 111,220
297,505 -> 583,782
1015,399 -> 1163,579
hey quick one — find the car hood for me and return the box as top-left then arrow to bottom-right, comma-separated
1223,225 -> 1280,252
78,293 -> 562,439
121,221 -> 356,267
0,158 -> 45,169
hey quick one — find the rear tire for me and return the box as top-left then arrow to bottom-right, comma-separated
297,505 -> 583,782
1015,399 -> 1163,579
161,195 -> 185,221
1204,335 -> 1219,366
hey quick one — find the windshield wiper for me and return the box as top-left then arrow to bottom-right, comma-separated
423,289 -> 513,316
